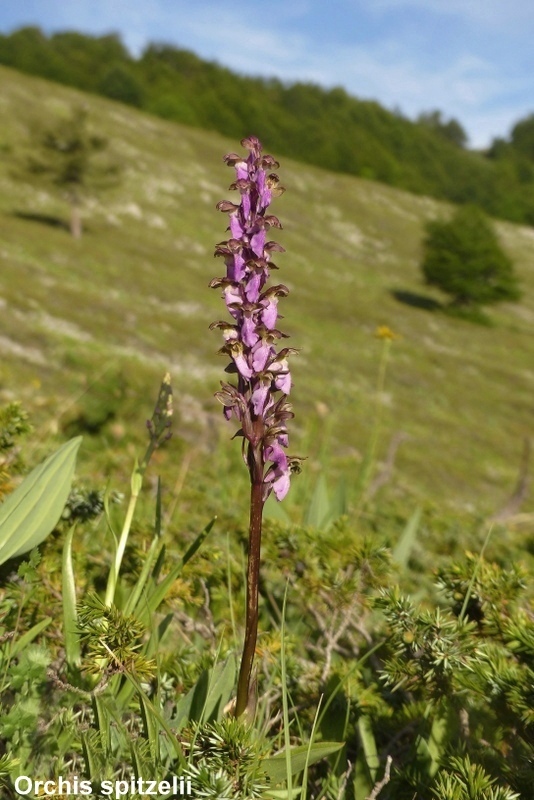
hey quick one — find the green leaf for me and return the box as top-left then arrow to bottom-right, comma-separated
416,714 -> 448,778
263,789 -> 301,799
62,524 -> 81,667
134,517 -> 215,619
8,617 -> 52,658
0,436 -> 82,564
262,742 -> 344,785
392,507 -> 422,569
263,493 -> 291,524
353,754 -> 373,800
172,657 -> 236,729
123,533 -> 163,616
139,693 -> 160,763
303,475 -> 331,529
357,714 -> 379,781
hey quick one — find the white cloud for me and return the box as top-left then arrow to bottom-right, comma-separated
167,8 -> 519,145
369,0 -> 534,31
1,0 -> 531,147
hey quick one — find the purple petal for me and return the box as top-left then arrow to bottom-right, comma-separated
230,214 -> 244,238
233,350 -> 253,379
242,192 -> 251,221
257,170 -> 272,209
245,272 -> 262,303
265,441 -> 288,468
242,315 -> 259,347
277,432 -> 289,448
275,371 -> 291,394
272,472 -> 290,501
251,340 -> 272,372
250,228 -> 266,257
235,161 -> 248,180
251,380 -> 270,415
261,298 -> 278,329
223,283 -> 243,313
227,253 -> 246,282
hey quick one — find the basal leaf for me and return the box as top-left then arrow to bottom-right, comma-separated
0,436 -> 82,564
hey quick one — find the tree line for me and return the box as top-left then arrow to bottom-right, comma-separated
1,26 -> 534,225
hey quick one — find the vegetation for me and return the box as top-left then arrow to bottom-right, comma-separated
421,206 -> 521,316
0,65 -> 531,798
1,26 -> 534,225
19,104 -> 120,237
0,65 -> 532,510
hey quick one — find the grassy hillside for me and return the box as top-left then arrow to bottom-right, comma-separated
2,27 -> 534,227
0,65 -> 533,517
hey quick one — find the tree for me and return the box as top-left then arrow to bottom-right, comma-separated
417,109 -> 468,148
421,205 -> 521,310
25,104 -> 120,238
510,113 -> 534,161
98,64 -> 144,107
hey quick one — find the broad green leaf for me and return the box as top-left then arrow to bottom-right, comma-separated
392,506 -> 422,568
262,742 -> 344,784
0,436 -> 82,564
303,474 -> 331,529
62,524 -> 81,667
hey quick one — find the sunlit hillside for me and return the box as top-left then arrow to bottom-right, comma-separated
0,65 -> 533,515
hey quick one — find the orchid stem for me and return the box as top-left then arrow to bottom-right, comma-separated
235,452 -> 264,718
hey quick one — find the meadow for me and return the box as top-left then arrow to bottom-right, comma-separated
0,65 -> 532,799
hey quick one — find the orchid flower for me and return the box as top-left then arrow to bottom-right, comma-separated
210,136 -> 301,717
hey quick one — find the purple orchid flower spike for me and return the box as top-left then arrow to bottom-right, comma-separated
211,136 -> 299,504
210,136 -> 301,717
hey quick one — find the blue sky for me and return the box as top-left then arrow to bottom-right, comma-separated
0,0 -> 532,148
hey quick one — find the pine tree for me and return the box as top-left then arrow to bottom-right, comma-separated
25,104 -> 120,238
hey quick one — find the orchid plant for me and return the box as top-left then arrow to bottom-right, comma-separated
210,136 -> 300,717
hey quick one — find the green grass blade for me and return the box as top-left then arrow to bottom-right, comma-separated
263,742 -> 344,785
134,517 -> 216,619
392,506 -> 422,569
303,474 -> 331,529
357,714 -> 379,782
123,533 -> 163,616
8,617 -> 52,658
62,524 -> 81,667
280,583 -> 293,796
300,696 -> 323,800
459,523 -> 494,622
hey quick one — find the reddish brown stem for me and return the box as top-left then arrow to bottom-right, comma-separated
235,448 -> 264,718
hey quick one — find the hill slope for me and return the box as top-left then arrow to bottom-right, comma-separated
0,66 -> 533,514
2,27 -> 534,226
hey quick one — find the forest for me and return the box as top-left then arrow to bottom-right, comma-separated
1,25 -> 534,225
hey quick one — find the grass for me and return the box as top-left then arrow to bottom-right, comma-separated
0,64 -> 533,516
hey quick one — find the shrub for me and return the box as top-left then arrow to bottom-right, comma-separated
421,205 -> 521,310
